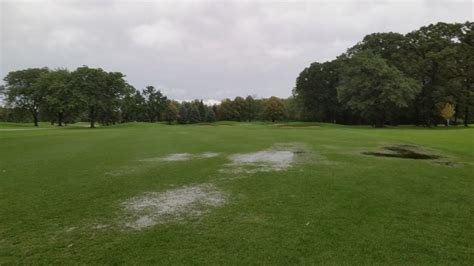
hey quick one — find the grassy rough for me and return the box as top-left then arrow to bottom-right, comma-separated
0,122 -> 473,264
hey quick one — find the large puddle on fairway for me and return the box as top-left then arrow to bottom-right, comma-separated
121,183 -> 227,230
221,143 -> 310,174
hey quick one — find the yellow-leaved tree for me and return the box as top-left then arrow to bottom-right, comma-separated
440,103 -> 455,126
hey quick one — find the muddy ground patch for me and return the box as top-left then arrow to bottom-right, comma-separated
121,183 -> 227,230
362,145 -> 440,160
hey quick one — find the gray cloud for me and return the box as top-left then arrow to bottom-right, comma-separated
1,0 -> 472,101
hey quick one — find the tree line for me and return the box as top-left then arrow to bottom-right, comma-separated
0,66 -> 289,127
294,21 -> 473,127
1,21 -> 472,127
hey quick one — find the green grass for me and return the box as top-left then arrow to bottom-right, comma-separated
1,122 -> 473,264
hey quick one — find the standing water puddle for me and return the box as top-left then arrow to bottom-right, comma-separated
221,143 -> 310,174
122,183 -> 227,230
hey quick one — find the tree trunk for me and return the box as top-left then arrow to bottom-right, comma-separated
31,112 -> 39,127
374,109 -> 385,128
90,106 -> 96,128
454,104 -> 459,125
57,112 -> 63,126
465,105 -> 469,127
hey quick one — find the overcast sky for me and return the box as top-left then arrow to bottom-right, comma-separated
1,0 -> 472,103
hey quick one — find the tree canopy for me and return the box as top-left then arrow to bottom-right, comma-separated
294,21 -> 473,127
337,51 -> 420,127
3,68 -> 50,126
262,97 -> 288,122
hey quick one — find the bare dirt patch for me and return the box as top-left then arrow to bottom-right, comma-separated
121,183 -> 227,230
362,145 -> 440,160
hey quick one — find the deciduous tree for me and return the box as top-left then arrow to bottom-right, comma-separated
69,66 -> 128,128
294,60 -> 341,122
164,101 -> 179,124
440,103 -> 455,126
262,96 -> 288,122
3,68 -> 50,126
121,87 -> 146,122
337,51 -> 420,127
217,99 -> 237,121
36,69 -> 80,126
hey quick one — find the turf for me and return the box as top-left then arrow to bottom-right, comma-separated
1,122 -> 473,264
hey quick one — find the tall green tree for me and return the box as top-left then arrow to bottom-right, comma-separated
452,22 -> 474,126
197,100 -> 206,120
347,32 -> 408,72
98,71 -> 129,125
217,99 -> 237,120
188,105 -> 201,124
262,96 -> 288,122
205,107 -> 217,122
283,96 -> 303,121
337,50 -> 420,127
242,95 -> 260,121
232,96 -> 245,121
69,66 -> 106,128
294,60 -> 341,122
36,69 -> 81,126
405,22 -> 460,126
121,86 -> 146,122
69,66 -> 128,128
3,68 -> 50,126
164,101 -> 179,124
143,86 -> 167,122
177,104 -> 188,124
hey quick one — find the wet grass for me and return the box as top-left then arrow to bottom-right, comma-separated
0,122 -> 473,264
